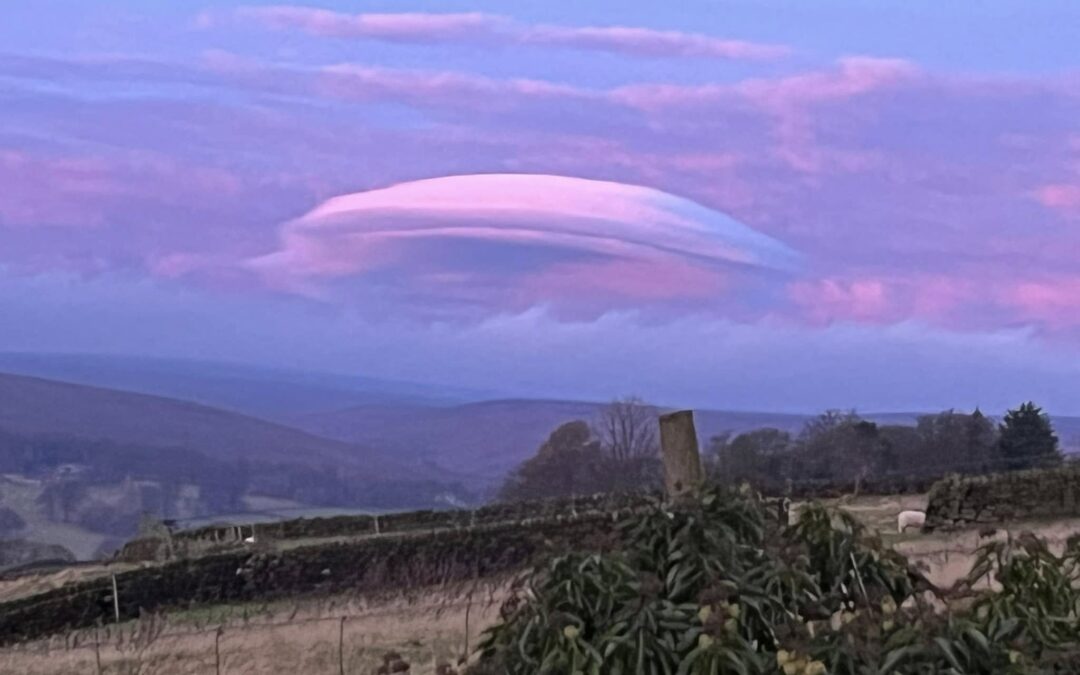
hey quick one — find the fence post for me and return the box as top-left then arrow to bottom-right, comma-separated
215,626 -> 223,675
94,627 -> 102,675
338,616 -> 346,675
659,410 -> 703,500
463,591 -> 473,661
111,574 -> 120,623
849,552 -> 870,608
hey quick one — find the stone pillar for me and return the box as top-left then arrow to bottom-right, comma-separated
659,410 -> 704,499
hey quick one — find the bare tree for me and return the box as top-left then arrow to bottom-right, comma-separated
595,396 -> 660,462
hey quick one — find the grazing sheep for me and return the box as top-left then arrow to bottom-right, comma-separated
897,510 -> 925,533
243,535 -> 256,544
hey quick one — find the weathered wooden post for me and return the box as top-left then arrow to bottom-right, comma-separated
215,626 -> 223,675
110,574 -> 120,623
463,591 -> 473,660
338,616 -> 346,675
659,410 -> 704,500
94,627 -> 103,675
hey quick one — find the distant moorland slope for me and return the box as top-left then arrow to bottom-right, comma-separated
0,352 -> 496,417
0,372 -> 402,474
0,372 -> 481,559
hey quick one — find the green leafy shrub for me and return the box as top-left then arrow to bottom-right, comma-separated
471,486 -> 1080,674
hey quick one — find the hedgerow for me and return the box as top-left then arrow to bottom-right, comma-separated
470,486 -> 1080,674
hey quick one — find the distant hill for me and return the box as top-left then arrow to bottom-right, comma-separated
294,401 -> 821,482
0,372 -> 416,478
0,372 -> 485,559
294,400 -> 606,481
0,353 -> 499,417
295,402 -> 1080,484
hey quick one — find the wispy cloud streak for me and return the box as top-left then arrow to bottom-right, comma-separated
212,6 -> 792,61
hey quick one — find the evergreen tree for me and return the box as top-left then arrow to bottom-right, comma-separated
963,407 -> 998,472
998,402 -> 1061,471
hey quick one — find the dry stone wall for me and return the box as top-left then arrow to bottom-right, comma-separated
0,514 -> 619,645
2,490 -> 797,644
121,490 -> 801,563
924,464 -> 1080,530
120,492 -> 657,562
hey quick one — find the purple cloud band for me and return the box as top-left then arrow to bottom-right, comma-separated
2,32 -> 1080,337
206,6 -> 791,61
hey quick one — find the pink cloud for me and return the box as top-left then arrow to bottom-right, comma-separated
0,149 -> 243,223
739,56 -> 917,105
786,273 -> 1080,336
247,173 -> 800,313
518,257 -> 730,318
908,277 -> 981,319
612,57 -> 915,109
0,150 -> 125,227
1006,278 -> 1080,324
315,64 -> 590,109
8,45 -> 1080,340
194,49 -> 595,111
612,57 -> 916,173
1034,184 -> 1080,213
739,57 -> 918,173
608,83 -> 729,112
525,25 -> 790,60
232,6 -> 507,42
793,275 -> 985,328
788,278 -> 891,324
221,6 -> 790,61
0,142 -> 270,279
150,252 -> 217,279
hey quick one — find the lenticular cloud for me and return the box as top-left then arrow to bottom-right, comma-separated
249,173 -> 800,316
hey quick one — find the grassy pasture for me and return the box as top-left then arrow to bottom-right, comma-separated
0,589 -> 506,674
6,492 -> 1080,673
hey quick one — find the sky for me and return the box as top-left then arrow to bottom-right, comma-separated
2,1 -> 1080,413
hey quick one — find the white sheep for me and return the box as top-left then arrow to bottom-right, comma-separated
897,510 -> 925,533
243,535 -> 256,544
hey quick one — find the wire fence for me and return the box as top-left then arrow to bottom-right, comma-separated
0,594 -> 503,674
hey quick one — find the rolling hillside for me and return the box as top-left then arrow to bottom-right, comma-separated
0,372 -> 412,478
0,372 -> 475,558
0,353 -> 498,417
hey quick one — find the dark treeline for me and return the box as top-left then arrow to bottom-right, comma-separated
710,402 -> 1062,494
499,400 -> 1065,501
